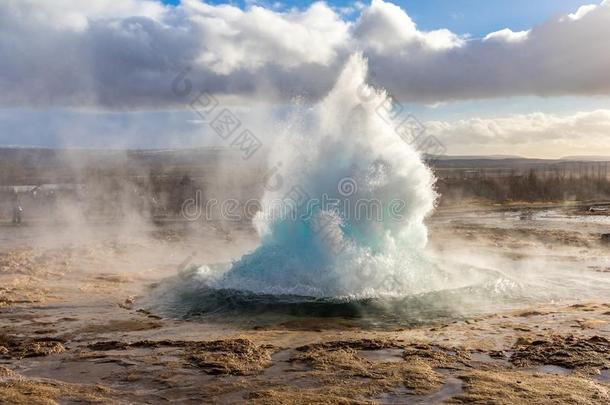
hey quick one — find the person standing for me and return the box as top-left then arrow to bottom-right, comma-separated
12,191 -> 23,224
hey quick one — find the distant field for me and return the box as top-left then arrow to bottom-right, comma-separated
1,147 -> 610,222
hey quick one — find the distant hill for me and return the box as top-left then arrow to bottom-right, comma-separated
429,154 -> 610,163
428,154 -> 524,160
560,156 -> 610,162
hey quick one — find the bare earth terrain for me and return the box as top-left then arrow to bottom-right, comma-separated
1,206 -> 609,404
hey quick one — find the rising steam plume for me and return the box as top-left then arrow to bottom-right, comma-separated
194,54 -> 441,298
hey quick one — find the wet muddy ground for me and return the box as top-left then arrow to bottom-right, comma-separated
1,206 -> 609,404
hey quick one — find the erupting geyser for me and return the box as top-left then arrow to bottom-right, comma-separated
195,54 -> 441,298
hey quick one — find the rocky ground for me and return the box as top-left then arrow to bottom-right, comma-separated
1,208 -> 609,404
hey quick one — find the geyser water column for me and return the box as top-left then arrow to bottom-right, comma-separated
198,53 -> 439,298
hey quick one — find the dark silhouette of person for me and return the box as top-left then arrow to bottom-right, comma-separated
12,191 -> 22,224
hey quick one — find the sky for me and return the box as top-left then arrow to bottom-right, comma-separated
160,0 -> 598,37
1,0 -> 610,158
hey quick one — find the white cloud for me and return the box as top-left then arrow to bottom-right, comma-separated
427,109 -> 610,158
483,28 -> 530,43
185,1 -> 350,73
0,0 -> 609,108
5,0 -> 166,31
365,0 -> 610,102
353,0 -> 465,52
565,4 -> 598,21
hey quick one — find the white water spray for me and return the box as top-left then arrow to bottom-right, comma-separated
198,54 -> 442,297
